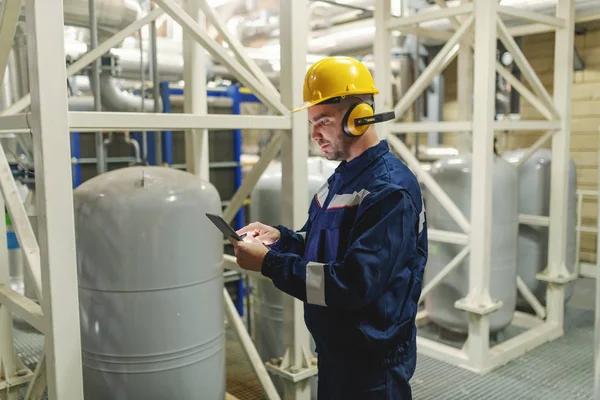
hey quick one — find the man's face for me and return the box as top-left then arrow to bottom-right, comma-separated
308,103 -> 354,161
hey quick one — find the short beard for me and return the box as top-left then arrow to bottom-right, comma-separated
326,134 -> 354,161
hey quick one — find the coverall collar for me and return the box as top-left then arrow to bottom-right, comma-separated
333,139 -> 390,183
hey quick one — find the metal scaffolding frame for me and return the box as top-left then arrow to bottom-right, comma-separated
375,0 -> 575,373
0,0 -> 583,398
0,0 -> 311,398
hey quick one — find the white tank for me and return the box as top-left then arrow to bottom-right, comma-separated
74,166 -> 225,400
423,154 -> 519,334
502,149 -> 577,305
250,157 -> 338,399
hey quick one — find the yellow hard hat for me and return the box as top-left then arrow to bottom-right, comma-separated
292,56 -> 379,113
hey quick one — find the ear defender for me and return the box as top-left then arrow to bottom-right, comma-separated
342,102 -> 396,137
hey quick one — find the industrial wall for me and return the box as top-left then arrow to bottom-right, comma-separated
443,26 -> 600,264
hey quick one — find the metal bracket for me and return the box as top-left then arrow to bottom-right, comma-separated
265,346 -> 318,383
265,361 -> 318,384
536,264 -> 575,284
0,358 -> 34,393
455,290 -> 503,315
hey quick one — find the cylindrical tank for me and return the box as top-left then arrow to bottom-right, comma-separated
74,166 -> 225,400
501,149 -> 577,305
423,154 -> 519,334
250,157 -> 338,399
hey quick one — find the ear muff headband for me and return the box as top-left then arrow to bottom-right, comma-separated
342,102 -> 396,137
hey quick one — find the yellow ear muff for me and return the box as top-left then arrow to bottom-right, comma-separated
342,102 -> 374,137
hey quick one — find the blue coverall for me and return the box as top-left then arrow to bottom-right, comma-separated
262,140 -> 428,399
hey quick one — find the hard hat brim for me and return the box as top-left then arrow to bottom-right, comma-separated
292,101 -> 314,113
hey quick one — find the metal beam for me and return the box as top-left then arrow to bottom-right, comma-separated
518,214 -> 550,227
464,0 -> 498,371
67,112 -> 292,132
495,61 -> 554,121
514,130 -> 555,168
387,133 -> 471,233
542,0 -> 575,325
387,3 -> 474,30
493,120 -> 561,131
200,0 -> 280,101
0,8 -> 165,117
0,0 -> 22,84
183,0 -> 209,179
374,0 -> 392,141
419,245 -> 470,304
393,14 -> 474,120
0,142 -> 42,300
222,133 -> 283,224
279,1 -> 312,398
496,16 -> 560,120
497,5 -> 565,29
154,0 -> 290,116
0,285 -> 44,333
389,121 -> 472,133
427,229 -> 470,246
223,288 -> 281,400
25,0 -> 84,397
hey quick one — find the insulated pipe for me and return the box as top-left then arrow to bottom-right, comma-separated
0,0 -> 141,39
95,71 -> 159,112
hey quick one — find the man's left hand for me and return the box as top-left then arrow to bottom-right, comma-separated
229,236 -> 269,272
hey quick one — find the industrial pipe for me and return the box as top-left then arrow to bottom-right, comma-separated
89,0 -> 107,174
96,71 -> 159,112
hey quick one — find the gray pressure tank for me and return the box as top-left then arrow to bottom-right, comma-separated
502,148 -> 577,305
423,154 -> 519,334
250,157 -> 338,399
74,166 -> 225,400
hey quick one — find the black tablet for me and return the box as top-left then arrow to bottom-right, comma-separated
205,213 -> 245,241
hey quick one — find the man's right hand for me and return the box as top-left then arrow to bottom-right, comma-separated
237,222 -> 280,245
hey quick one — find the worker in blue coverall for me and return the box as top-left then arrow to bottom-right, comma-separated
230,56 -> 428,399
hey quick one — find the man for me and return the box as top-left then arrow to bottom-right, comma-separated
230,56 -> 428,399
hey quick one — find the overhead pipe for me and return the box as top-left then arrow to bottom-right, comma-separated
95,71 -> 160,113
0,0 -> 141,39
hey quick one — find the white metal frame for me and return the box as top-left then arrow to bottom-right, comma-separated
0,0 -> 312,399
376,0 -> 576,373
574,190 -> 598,279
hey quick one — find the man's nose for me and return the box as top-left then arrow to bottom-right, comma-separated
311,126 -> 322,141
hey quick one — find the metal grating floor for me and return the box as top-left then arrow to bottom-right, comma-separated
11,278 -> 596,399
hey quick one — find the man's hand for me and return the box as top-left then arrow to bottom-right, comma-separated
229,236 -> 270,272
237,222 -> 280,245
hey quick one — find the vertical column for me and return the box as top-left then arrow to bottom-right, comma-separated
25,0 -> 84,398
545,0 -> 575,326
159,82 -> 174,166
467,0 -> 497,370
0,195 -> 18,400
374,0 -> 392,141
280,0 -> 311,398
457,0 -> 473,153
183,0 -> 209,180
595,129 -> 600,400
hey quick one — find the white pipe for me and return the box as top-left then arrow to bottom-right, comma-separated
0,0 -> 141,38
223,288 -> 281,400
96,71 -> 159,112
